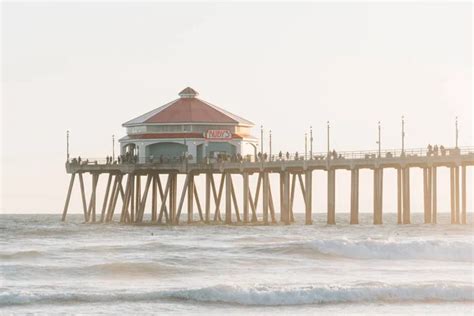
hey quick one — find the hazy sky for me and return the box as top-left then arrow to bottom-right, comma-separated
1,2 -> 472,214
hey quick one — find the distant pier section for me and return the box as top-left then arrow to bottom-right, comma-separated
61,88 -> 474,225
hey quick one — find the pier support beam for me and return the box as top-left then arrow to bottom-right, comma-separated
397,168 -> 402,224
280,171 -> 290,225
350,169 -> 359,224
100,174 -> 112,223
187,174 -> 194,223
225,173 -> 232,224
305,171 -> 312,225
432,167 -> 437,224
263,172 -> 269,224
423,167 -> 432,224
243,173 -> 249,223
170,173 -> 177,223
373,168 -> 383,225
78,173 -> 88,222
205,173 -> 211,223
327,168 -> 336,225
152,175 -> 157,222
455,166 -> 460,224
461,165 -> 467,224
450,166 -> 460,224
61,173 -> 76,221
402,167 -> 411,224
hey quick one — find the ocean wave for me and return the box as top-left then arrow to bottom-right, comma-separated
1,282 -> 472,306
306,239 -> 474,261
0,250 -> 43,260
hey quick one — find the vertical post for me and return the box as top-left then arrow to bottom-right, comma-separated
170,174 -> 177,223
397,168 -> 402,224
402,167 -> 411,224
373,168 -> 379,225
426,167 -> 432,224
455,116 -> 458,148
423,167 -> 429,223
225,173 -> 232,224
112,134 -> 115,161
66,130 -> 70,161
263,171 -> 269,224
281,171 -> 290,224
269,130 -> 272,161
78,173 -> 88,222
205,173 -> 211,223
152,175 -> 157,222
187,174 -> 194,223
350,168 -> 359,224
401,116 -> 405,156
260,125 -> 264,156
432,167 -> 437,224
305,133 -> 308,160
455,166 -> 460,224
310,126 -> 313,159
305,170 -> 312,225
450,166 -> 455,224
100,173 -> 112,223
377,121 -> 381,158
327,168 -> 336,225
243,172 -> 249,223
461,165 -> 466,224
61,173 -> 76,221
373,168 -> 383,225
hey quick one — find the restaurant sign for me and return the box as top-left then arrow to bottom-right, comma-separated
205,129 -> 232,140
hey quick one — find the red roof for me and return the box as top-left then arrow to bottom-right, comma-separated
123,87 -> 253,126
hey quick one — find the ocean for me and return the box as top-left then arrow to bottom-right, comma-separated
1,213 -> 473,315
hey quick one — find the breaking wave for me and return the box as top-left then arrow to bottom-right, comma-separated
305,239 -> 474,261
2,282 -> 472,306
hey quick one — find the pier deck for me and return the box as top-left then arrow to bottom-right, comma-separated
62,147 -> 474,225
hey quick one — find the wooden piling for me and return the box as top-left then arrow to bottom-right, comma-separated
327,168 -> 336,225
281,171 -> 290,225
397,168 -> 402,224
305,170 -> 312,225
263,172 -> 269,224
432,167 -> 437,224
243,173 -> 249,223
61,173 -> 76,221
78,173 -> 88,222
350,168 -> 359,224
187,174 -> 194,223
461,165 -> 466,224
205,173 -> 211,223
225,173 -> 232,224
402,167 -> 411,224
455,166 -> 460,224
450,166 -> 456,224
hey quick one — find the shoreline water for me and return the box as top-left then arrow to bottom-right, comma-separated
1,213 -> 473,314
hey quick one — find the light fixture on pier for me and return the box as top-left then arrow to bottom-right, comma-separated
401,116 -> 405,156
310,126 -> 313,160
377,121 -> 381,158
327,121 -> 330,157
112,134 -> 115,161
260,125 -> 264,155
455,116 -> 459,149
269,129 -> 272,161
66,130 -> 70,161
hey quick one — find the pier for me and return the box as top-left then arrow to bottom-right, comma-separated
62,146 -> 474,225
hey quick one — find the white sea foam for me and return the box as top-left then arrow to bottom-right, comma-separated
307,238 -> 474,261
1,282 -> 472,306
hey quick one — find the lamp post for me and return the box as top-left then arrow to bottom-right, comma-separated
377,121 -> 381,158
401,116 -> 405,156
66,130 -> 70,161
305,132 -> 308,160
260,125 -> 263,156
269,129 -> 272,161
310,126 -> 313,160
112,134 -> 115,161
455,116 -> 459,149
327,121 -> 330,159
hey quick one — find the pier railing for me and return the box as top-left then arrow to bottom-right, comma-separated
67,146 -> 474,167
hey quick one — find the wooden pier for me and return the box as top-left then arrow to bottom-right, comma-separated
62,147 -> 474,225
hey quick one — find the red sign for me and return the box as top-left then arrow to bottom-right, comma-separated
205,129 -> 232,140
